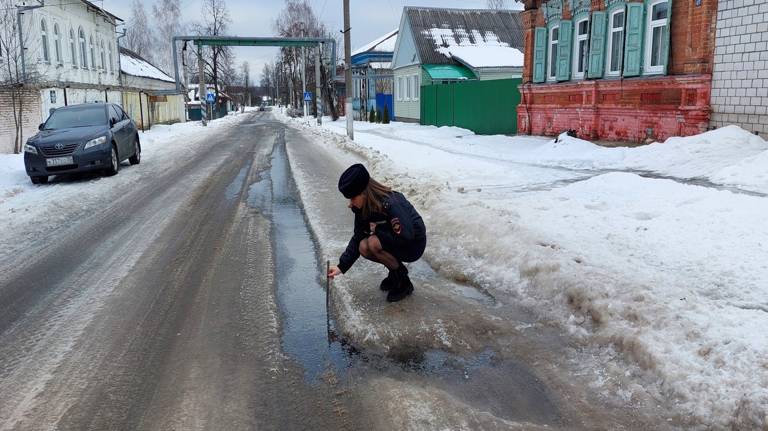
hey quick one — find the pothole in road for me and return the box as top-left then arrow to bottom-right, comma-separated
247,130 -> 563,426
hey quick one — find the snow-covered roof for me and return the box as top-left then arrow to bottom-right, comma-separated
404,7 -> 523,67
119,47 -> 175,83
425,28 -> 524,68
352,29 -> 398,57
369,61 -> 392,70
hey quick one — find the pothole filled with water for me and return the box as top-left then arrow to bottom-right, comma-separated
247,129 -> 563,425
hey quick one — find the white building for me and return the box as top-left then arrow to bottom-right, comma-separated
120,47 -> 185,130
391,7 -> 524,123
0,0 -> 122,153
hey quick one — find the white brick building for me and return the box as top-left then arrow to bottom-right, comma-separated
0,0 -> 122,153
710,0 -> 768,137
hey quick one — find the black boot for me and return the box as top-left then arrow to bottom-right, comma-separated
379,270 -> 397,291
386,265 -> 414,302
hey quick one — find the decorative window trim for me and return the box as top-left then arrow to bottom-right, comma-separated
569,0 -> 591,17
547,23 -> 560,82
643,0 -> 669,75
542,0 -> 563,24
572,14 -> 590,80
605,5 -> 626,77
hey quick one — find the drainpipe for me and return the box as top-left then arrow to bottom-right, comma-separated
63,86 -> 68,106
17,1 -> 45,83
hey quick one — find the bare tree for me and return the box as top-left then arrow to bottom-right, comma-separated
486,0 -> 509,9
191,0 -> 232,113
273,0 -> 336,117
241,61 -> 250,106
124,0 -> 153,59
0,0 -> 44,154
151,0 -> 182,73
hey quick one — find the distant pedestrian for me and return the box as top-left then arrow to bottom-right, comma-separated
327,164 -> 427,302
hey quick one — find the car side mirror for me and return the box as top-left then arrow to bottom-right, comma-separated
109,118 -> 117,127
38,123 -> 44,130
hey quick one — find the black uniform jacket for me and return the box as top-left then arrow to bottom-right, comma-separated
337,191 -> 426,273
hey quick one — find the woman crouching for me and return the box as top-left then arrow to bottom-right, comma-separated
327,164 -> 427,302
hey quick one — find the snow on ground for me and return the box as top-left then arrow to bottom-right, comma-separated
277,111 -> 768,429
0,112 -> 252,265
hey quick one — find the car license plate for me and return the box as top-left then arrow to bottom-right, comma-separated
46,156 -> 74,167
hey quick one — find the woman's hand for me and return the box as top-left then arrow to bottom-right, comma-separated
328,265 -> 342,279
369,222 -> 377,234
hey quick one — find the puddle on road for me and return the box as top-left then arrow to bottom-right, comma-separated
225,161 -> 252,201
246,129 -> 562,425
247,133 -> 352,382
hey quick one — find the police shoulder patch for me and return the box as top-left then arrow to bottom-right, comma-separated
391,217 -> 401,235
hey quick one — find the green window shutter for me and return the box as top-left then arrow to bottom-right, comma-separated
533,27 -> 547,83
662,1 -> 671,74
587,11 -> 607,79
556,20 -> 572,81
623,2 -> 645,77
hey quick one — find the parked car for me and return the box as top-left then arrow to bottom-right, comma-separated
23,103 -> 141,184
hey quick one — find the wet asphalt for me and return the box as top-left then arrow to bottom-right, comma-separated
0,112 -> 684,430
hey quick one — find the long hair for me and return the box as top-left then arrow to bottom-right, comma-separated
362,178 -> 392,219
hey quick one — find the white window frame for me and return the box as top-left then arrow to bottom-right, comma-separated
69,28 -> 77,68
606,8 -> 625,76
108,44 -> 113,74
79,28 -> 87,68
100,40 -> 105,71
40,19 -> 50,63
89,35 -> 95,70
53,23 -> 62,65
572,18 -> 589,79
406,75 -> 412,101
644,0 -> 668,75
412,75 -> 420,100
548,25 -> 559,81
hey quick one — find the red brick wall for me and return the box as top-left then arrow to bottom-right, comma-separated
517,75 -> 712,142
518,0 -> 717,142
668,0 -> 717,75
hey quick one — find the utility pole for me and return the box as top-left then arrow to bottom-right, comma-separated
343,0 -> 354,139
302,47 -> 308,117
315,43 -> 322,125
198,44 -> 207,126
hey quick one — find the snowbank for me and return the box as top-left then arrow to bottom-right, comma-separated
0,113 -> 252,264
277,113 -> 768,429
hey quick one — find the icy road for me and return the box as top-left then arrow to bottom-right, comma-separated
0,112 -> 683,430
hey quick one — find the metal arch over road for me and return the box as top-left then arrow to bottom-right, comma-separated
171,36 -> 337,126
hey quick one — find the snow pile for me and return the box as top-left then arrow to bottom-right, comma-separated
0,113 -> 252,263
278,113 -> 768,429
425,28 -> 524,68
120,52 -> 175,82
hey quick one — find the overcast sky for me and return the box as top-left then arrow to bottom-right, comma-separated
99,0 -> 522,83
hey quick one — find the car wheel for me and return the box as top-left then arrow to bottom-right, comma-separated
30,175 -> 48,184
129,135 -> 141,165
104,145 -> 119,176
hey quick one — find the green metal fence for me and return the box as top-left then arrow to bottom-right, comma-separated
421,78 -> 521,135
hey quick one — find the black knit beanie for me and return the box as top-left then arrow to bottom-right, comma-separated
338,164 -> 370,199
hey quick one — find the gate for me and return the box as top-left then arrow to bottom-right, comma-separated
420,78 -> 521,135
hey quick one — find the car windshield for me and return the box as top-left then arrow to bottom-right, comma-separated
44,106 -> 106,129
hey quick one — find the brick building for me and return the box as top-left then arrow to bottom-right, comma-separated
517,0 -> 718,142
710,0 -> 768,138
